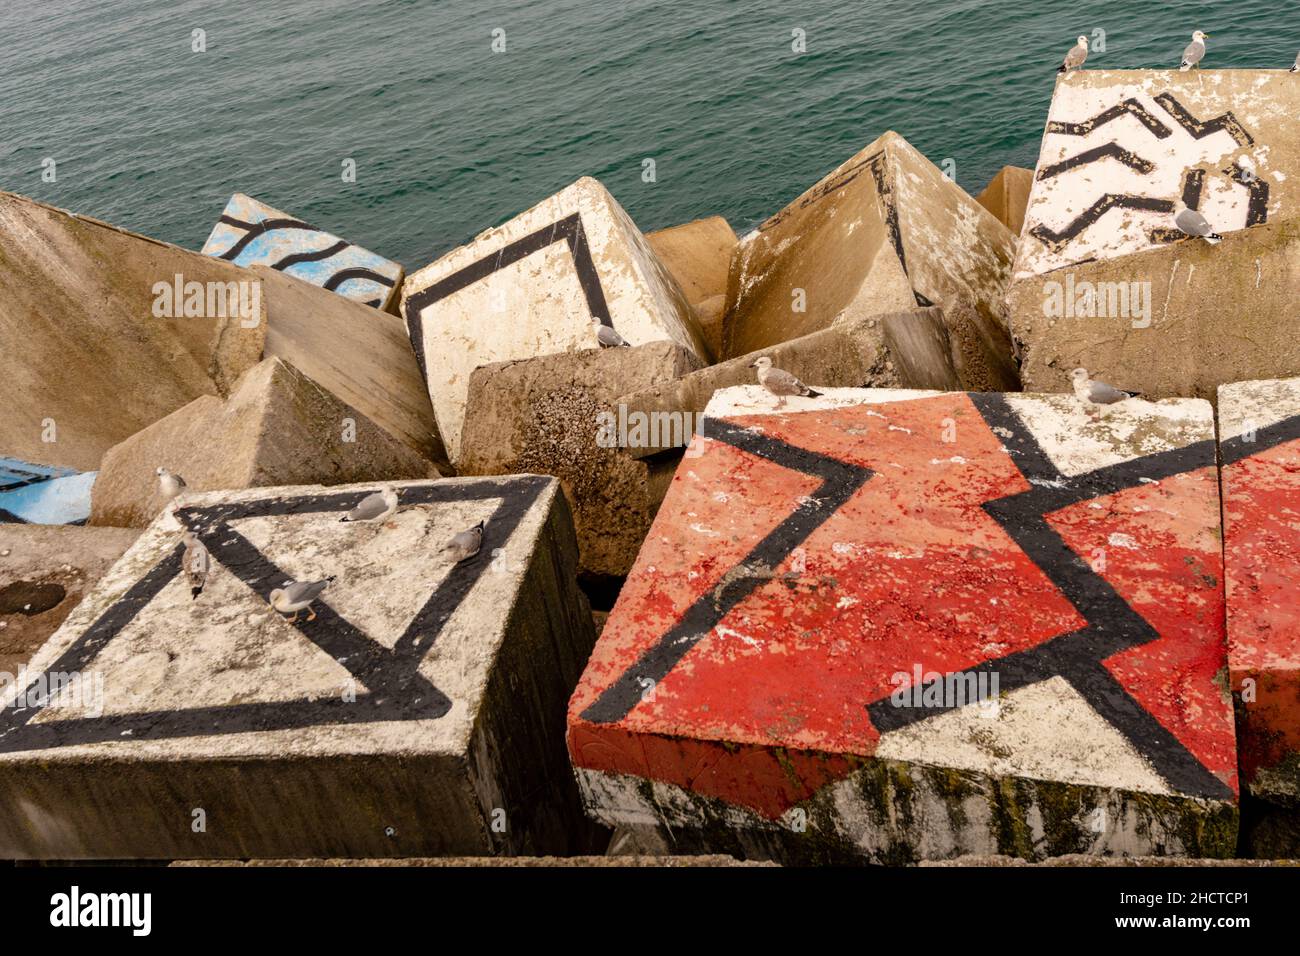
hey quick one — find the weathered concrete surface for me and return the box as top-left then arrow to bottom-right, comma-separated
256,265 -> 447,469
0,191 -> 266,471
0,460 -> 95,525
646,216 -> 737,359
89,357 -> 438,528
402,177 -> 709,467
1220,377 -> 1300,853
0,525 -> 140,675
202,194 -> 405,312
0,477 -> 602,859
975,166 -> 1033,237
1010,217 -> 1300,401
459,342 -> 702,578
617,308 -> 961,459
568,386 -> 1235,863
720,131 -> 1018,392
1017,71 -> 1298,278
1010,71 -> 1300,400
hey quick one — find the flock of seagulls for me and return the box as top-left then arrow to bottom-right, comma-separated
1060,30 -> 1299,74
157,475 -> 485,623
145,31 -> 1290,625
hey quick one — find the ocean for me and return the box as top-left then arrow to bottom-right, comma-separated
1,0 -> 1294,268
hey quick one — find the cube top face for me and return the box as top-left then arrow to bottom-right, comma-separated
202,193 -> 403,309
0,476 -> 558,764
568,386 -> 1235,818
1016,70 -> 1297,280
401,176 -> 706,465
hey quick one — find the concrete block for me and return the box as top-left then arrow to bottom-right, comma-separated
720,131 -> 1018,392
89,357 -> 439,528
256,265 -> 447,469
0,476 -> 601,859
202,193 -> 404,312
1010,70 -> 1300,400
401,177 -> 709,467
0,191 -> 266,471
647,216 -> 737,359
568,385 -> 1236,863
646,216 -> 736,303
1220,377 -> 1300,845
616,307 -> 961,459
459,341 -> 703,579
0,525 -> 140,675
975,166 -> 1033,237
0,460 -> 95,525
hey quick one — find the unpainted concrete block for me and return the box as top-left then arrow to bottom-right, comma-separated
975,165 -> 1033,237
459,341 -> 703,578
0,525 -> 140,675
89,356 -> 439,528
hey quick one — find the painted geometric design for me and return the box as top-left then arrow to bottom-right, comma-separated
0,458 -> 95,525
1219,378 -> 1300,792
569,390 -> 1235,820
1017,73 -> 1291,277
0,477 -> 550,755
202,193 -> 403,309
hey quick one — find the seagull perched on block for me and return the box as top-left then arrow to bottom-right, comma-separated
181,531 -> 210,600
749,356 -> 822,409
593,317 -> 630,348
1179,31 -> 1209,71
444,520 -> 485,563
340,485 -> 399,524
269,576 -> 335,623
156,467 -> 186,501
1172,202 -> 1223,244
1290,51 -> 1298,72
1059,35 -> 1088,73
1071,368 -> 1139,414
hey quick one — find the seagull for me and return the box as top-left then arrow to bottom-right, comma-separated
593,318 -> 630,348
1059,35 -> 1088,73
1071,368 -> 1139,414
340,485 -> 399,524
444,520 -> 485,563
1236,155 -> 1258,184
1290,51 -> 1298,72
1179,31 -> 1209,71
156,467 -> 186,501
181,531 -> 210,600
1172,202 -> 1223,244
749,356 -> 822,409
269,576 -> 335,623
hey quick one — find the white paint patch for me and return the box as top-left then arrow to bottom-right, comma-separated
1218,376 -> 1300,440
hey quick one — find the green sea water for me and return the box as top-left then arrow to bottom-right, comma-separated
1,0 -> 1295,267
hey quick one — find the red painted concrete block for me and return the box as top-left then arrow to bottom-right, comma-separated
1220,378 -> 1300,844
567,386 -> 1237,863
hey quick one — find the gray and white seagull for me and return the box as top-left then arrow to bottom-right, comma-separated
340,485 -> 400,524
593,317 -> 630,348
1071,368 -> 1140,413
181,531 -> 210,600
1179,30 -> 1209,71
1172,201 -> 1223,244
749,356 -> 823,409
1059,35 -> 1089,73
444,520 -> 485,563
1290,50 -> 1298,72
156,467 -> 186,501
269,576 -> 335,623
